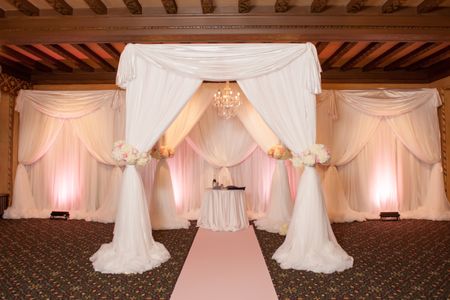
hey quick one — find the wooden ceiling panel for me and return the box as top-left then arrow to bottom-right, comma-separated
377,42 -> 424,68
33,44 -> 66,60
404,42 -> 449,65
7,45 -> 42,61
318,42 -> 343,61
333,41 -> 370,67
355,42 -> 396,68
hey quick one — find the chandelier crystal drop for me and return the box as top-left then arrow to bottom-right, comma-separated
213,81 -> 241,119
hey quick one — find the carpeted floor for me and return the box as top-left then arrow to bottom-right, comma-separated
0,219 -> 198,300
1,219 -> 449,299
254,219 -> 450,299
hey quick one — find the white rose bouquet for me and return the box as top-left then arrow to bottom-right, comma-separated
112,140 -> 151,166
291,144 -> 330,167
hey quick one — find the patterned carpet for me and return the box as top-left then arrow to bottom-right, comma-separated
1,219 -> 449,299
254,219 -> 450,299
0,219 -> 198,300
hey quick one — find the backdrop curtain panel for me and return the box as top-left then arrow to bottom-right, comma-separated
91,43 -> 352,274
319,89 -> 450,221
4,90 -> 125,222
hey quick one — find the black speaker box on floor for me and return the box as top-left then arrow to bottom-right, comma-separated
50,211 -> 70,220
380,211 -> 400,221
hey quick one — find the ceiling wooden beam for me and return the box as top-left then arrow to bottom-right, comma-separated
72,44 -> 115,72
98,43 -> 121,61
6,0 -> 39,16
161,0 -> 177,14
83,0 -> 107,15
322,42 -> 356,71
18,45 -> 73,72
123,0 -> 142,14
346,0 -> 365,13
45,44 -> 95,72
1,15 -> 449,44
382,0 -> 402,13
417,0 -> 441,13
238,0 -> 251,13
363,42 -> 411,71
275,0 -> 289,12
1,46 -> 53,72
45,0 -> 73,15
407,45 -> 450,71
200,0 -> 214,13
341,42 -> 382,71
384,42 -> 437,71
311,0 -> 327,13
426,57 -> 450,81
0,8 -> 5,18
315,42 -> 329,55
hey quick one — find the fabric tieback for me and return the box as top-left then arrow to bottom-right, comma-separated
291,144 -> 330,167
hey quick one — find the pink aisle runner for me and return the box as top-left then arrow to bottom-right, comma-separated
171,226 -> 278,300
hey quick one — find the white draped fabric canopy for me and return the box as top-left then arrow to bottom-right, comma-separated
90,43 -> 353,274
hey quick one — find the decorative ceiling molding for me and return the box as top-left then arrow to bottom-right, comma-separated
275,0 -> 289,12
1,15 -> 448,44
346,0 -> 365,13
45,0 -> 73,15
123,0 -> 142,14
161,0 -> 177,14
6,0 -> 39,16
238,0 -> 251,13
83,0 -> 107,15
311,0 -> 327,13
382,0 -> 402,13
201,0 -> 214,14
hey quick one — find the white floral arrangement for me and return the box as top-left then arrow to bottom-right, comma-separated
150,145 -> 175,160
279,223 -> 289,236
267,144 -> 292,160
291,144 -> 330,167
112,140 -> 151,166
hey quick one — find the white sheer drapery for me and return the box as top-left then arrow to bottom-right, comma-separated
320,89 -> 449,221
235,90 -> 293,232
4,90 -> 124,221
93,42 -> 349,274
149,83 -> 212,230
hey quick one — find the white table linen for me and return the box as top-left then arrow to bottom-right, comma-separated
198,189 -> 249,231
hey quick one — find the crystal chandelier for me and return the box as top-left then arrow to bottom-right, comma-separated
213,81 -> 241,119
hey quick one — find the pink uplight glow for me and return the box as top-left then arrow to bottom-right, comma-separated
372,163 -> 398,212
53,169 -> 80,211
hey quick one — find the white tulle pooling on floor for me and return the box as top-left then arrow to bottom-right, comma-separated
272,167 -> 353,273
255,160 -> 293,233
90,167 -> 170,274
151,159 -> 190,230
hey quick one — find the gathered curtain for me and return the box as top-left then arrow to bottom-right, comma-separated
320,89 -> 450,221
4,90 -> 125,221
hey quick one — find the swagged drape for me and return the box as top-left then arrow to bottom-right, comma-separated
4,90 -> 125,222
319,89 -> 450,221
91,43 -> 353,274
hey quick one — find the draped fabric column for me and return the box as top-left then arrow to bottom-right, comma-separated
4,90 -> 124,220
238,45 -> 353,273
149,83 -> 212,229
92,43 -> 347,274
90,47 -> 202,274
